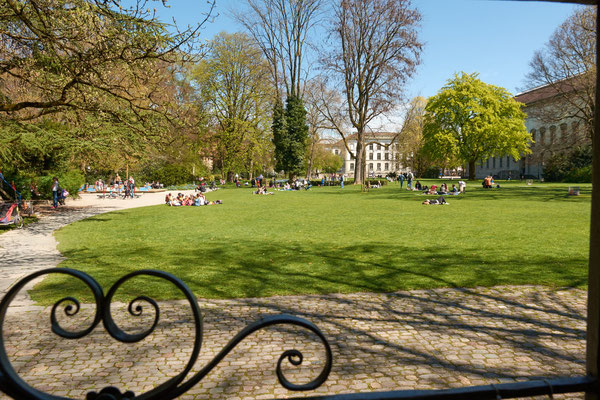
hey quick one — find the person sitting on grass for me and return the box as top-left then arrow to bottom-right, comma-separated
415,181 -> 422,190
166,193 -> 181,206
450,184 -> 459,194
194,193 -> 206,206
254,186 -> 274,195
483,176 -> 493,188
424,185 -> 437,194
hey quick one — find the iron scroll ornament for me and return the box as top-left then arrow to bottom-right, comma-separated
0,268 -> 333,400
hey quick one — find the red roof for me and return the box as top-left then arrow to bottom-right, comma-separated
515,77 -> 585,105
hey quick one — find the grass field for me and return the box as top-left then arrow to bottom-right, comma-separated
31,180 -> 592,304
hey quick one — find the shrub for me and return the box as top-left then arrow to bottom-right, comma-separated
141,164 -> 194,186
543,146 -> 592,182
564,165 -> 592,183
422,167 -> 441,179
35,170 -> 84,200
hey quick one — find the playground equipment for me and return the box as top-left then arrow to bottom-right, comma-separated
0,171 -> 23,229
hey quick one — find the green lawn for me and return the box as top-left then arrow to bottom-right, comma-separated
31,181 -> 592,304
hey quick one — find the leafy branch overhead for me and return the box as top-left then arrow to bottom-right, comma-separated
0,0 -> 215,121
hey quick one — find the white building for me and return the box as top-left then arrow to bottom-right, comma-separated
331,132 -> 408,177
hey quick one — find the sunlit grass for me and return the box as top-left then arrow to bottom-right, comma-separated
31,180 -> 591,304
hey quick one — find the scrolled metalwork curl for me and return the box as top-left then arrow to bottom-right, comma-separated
0,268 -> 104,399
170,314 -> 333,397
0,268 -> 333,400
50,296 -> 86,339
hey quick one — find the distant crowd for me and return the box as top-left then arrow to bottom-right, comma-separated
165,192 -> 222,206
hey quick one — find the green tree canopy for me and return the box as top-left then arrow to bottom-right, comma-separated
423,72 -> 530,180
193,32 -> 273,180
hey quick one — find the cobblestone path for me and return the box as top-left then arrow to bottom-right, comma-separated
1,286 -> 586,399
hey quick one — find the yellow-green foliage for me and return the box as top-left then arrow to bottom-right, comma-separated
423,72 -> 530,172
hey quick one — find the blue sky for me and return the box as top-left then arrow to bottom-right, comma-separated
155,0 -> 579,98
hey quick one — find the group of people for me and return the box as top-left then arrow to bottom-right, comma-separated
165,192 -> 222,207
409,180 -> 466,195
418,181 -> 465,195
398,171 -> 415,189
94,175 -> 137,198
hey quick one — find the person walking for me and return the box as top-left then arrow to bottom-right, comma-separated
128,176 -> 135,198
51,177 -> 60,209
399,173 -> 405,188
340,174 -> 344,189
407,171 -> 414,190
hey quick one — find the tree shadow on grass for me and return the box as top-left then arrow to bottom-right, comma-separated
31,240 -> 588,305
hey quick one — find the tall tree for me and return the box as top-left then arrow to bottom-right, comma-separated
235,0 -> 322,178
193,33 -> 272,181
396,96 -> 432,177
304,78 -> 331,178
272,98 -> 286,172
423,72 -> 531,180
321,0 -> 422,184
526,6 -> 595,147
283,94 -> 309,176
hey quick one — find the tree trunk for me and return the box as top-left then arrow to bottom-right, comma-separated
354,140 -> 364,184
469,160 -> 476,180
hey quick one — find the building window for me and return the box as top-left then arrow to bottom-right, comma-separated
369,153 -> 373,160
350,162 -> 354,170
480,161 -> 484,168
377,153 -> 381,160
377,144 -> 381,150
492,157 -> 496,168
507,156 -> 510,168
539,128 -> 545,145
369,144 -> 373,150
486,159 -> 489,168
369,163 -> 373,170
334,149 -> 339,155
550,125 -> 556,143
499,157 -> 502,168
384,163 -> 389,171
377,163 -> 381,171
384,153 -> 389,160
396,163 -> 400,170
